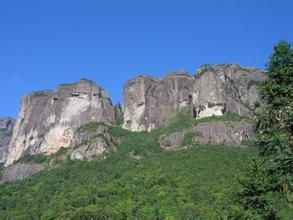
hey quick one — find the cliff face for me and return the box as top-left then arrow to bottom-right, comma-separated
2,64 -> 265,165
160,121 -> 254,150
0,118 -> 15,164
1,163 -> 44,184
123,64 -> 265,131
5,79 -> 115,165
70,123 -> 116,161
123,72 -> 194,131
193,64 -> 264,118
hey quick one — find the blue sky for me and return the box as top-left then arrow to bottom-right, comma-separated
0,0 -> 292,117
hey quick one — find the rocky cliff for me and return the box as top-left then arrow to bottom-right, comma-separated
70,122 -> 117,161
2,64 -> 265,166
160,120 -> 254,150
5,79 -> 116,165
0,118 -> 15,164
123,64 -> 265,131
1,163 -> 44,184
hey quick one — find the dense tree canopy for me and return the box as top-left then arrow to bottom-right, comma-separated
237,40 -> 293,218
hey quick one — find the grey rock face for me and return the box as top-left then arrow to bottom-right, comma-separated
160,121 -> 254,149
0,118 -> 15,164
193,64 -> 265,118
71,123 -> 116,160
1,163 -> 44,184
123,72 -> 194,131
123,64 -> 265,131
159,132 -> 186,151
5,79 -> 116,165
191,121 -> 254,145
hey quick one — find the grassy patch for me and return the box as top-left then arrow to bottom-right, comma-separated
196,113 -> 250,123
16,153 -> 48,164
0,164 -> 4,179
30,90 -> 53,96
182,131 -> 201,146
77,122 -> 107,133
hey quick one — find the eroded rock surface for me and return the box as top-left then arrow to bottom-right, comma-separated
192,121 -> 254,145
123,64 -> 265,131
1,163 -> 44,184
71,123 -> 116,160
160,121 -> 254,149
0,118 -> 15,164
5,80 -> 116,165
193,64 -> 264,119
123,72 -> 194,131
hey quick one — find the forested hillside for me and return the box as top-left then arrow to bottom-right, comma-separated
0,113 -> 291,219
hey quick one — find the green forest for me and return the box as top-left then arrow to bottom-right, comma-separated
0,41 -> 292,219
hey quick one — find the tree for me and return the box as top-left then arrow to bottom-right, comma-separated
256,40 -> 292,193
256,40 -> 292,158
237,40 -> 293,218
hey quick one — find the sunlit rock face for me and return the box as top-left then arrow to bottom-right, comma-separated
123,64 -> 265,131
123,72 -> 194,131
193,64 -> 265,119
0,118 -> 15,164
5,79 -> 116,166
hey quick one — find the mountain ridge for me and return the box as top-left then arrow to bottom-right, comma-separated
0,63 -> 265,168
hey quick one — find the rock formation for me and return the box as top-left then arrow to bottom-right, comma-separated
1,163 -> 44,184
160,121 -> 254,150
71,123 -> 116,160
1,63 -> 265,167
123,72 -> 194,131
123,64 -> 265,131
5,79 -> 116,166
0,118 -> 15,164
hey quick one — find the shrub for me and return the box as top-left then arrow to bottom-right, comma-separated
16,153 -> 47,164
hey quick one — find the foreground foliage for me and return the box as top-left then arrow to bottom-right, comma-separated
236,40 -> 293,218
0,106 -> 292,219
1,112 -> 291,219
0,145 -> 257,219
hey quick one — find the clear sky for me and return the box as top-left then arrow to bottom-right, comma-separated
0,0 -> 292,117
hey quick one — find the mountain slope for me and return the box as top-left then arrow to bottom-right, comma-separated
0,115 -> 291,219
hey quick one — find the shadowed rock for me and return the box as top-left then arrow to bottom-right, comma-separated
123,72 -> 194,131
0,118 -> 15,163
71,123 -> 116,160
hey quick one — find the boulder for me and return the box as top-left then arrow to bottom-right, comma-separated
160,121 -> 254,149
1,163 -> 44,184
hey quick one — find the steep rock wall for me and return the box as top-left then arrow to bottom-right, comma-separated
0,118 -> 15,163
123,72 -> 194,131
123,64 -> 265,131
193,64 -> 265,118
5,79 -> 115,165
